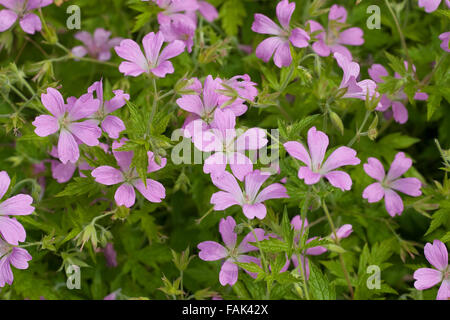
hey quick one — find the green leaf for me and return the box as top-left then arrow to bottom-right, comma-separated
308,262 -> 336,300
56,177 -> 101,197
251,238 -> 288,253
425,208 -> 450,236
220,0 -> 246,36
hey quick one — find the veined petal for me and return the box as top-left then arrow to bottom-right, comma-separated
255,36 -> 284,63
114,183 -> 135,208
307,126 -> 328,170
133,179 -> 166,203
197,241 -> 227,261
362,182 -> 385,203
386,152 -> 412,181
251,14 -> 283,36
219,216 -> 237,248
390,178 -> 422,197
91,166 -> 123,185
276,0 -> 295,30
57,130 -> 79,164
69,120 -> 101,147
255,183 -> 288,203
322,146 -> 360,173
413,268 -> 443,290
284,141 -> 311,166
384,189 -> 404,217
41,88 -> 65,118
219,258 -> 238,286
424,240 -> 448,271
324,170 -> 353,191
32,115 -> 59,137
0,194 -> 34,216
0,171 -> 10,200
210,191 -> 240,210
243,203 -> 267,219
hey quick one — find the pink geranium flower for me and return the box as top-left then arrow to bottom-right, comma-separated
88,79 -> 129,139
331,224 -> 353,240
308,4 -> 364,61
284,126 -> 361,191
160,15 -> 196,52
48,146 -> 92,183
210,169 -> 288,219
413,240 -> 449,300
114,31 -> 185,77
251,0 -> 310,68
177,75 -> 255,138
197,216 -> 266,286
290,216 -> 327,279
192,108 -> 267,180
0,0 -> 52,34
362,152 -> 422,217
32,88 -> 101,164
72,28 -> 123,61
0,171 -> 34,245
0,238 -> 32,287
439,32 -> 450,53
91,139 -> 166,208
368,63 -> 428,124
418,0 -> 450,12
334,52 -> 378,102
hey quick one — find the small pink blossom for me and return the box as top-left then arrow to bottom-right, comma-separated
308,5 -> 364,61
0,0 -> 53,34
418,0 -> 450,13
439,32 -> 450,53
362,152 -> 422,217
211,169 -> 288,220
284,126 -> 361,191
368,63 -> 428,124
72,28 -> 123,61
48,146 -> 92,183
0,238 -> 32,287
88,79 -> 129,139
413,240 -> 449,300
197,216 -> 265,286
331,224 -> 353,240
91,139 -> 166,208
32,88 -> 101,164
114,31 -> 185,77
0,171 -> 34,245
251,0 -> 310,68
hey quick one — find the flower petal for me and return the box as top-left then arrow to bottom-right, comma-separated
219,216 -> 237,248
424,240 -> 448,271
413,267 -> 443,290
91,166 -> 123,185
243,203 -> 267,219
57,130 -> 79,164
390,178 -> 422,197
0,217 -> 26,245
283,141 -> 311,166
114,183 -> 135,208
32,115 -> 59,137
362,182 -> 385,203
307,126 -> 328,170
276,0 -> 295,29
0,9 -> 17,32
19,13 -> 42,34
251,14 -> 282,35
386,152 -> 412,181
322,146 -> 360,173
324,170 -> 353,191
384,189 -> 404,217
133,178 -> 166,203
363,157 -> 385,181
219,258 -> 238,286
197,241 -> 227,261
0,171 -> 10,200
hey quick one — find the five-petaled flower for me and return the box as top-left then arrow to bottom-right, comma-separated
362,152 -> 422,217
32,88 -> 102,164
197,216 -> 266,286
284,126 -> 361,191
251,0 -> 310,68
0,238 -> 32,287
210,169 -> 288,220
413,240 -> 449,300
114,31 -> 185,78
91,139 -> 166,208
72,28 -> 123,61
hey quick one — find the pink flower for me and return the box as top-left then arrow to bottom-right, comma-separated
0,171 -> 34,245
439,32 -> 450,53
177,75 -> 255,137
197,216 -> 265,286
284,126 -> 360,191
114,31 -> 185,77
290,216 -> 327,279
334,52 -> 378,102
88,79 -> 129,139
0,0 -> 53,34
413,240 -> 449,300
72,28 -> 123,61
160,14 -> 196,52
251,0 -> 310,68
192,108 -> 267,180
48,146 -> 92,183
103,242 -> 118,268
308,5 -> 364,60
362,152 -> 422,217
331,224 -> 353,240
211,169 -> 288,220
418,0 -> 450,12
0,238 -> 32,287
91,139 -> 166,208
32,88 -> 101,164
368,63 -> 428,124
147,0 -> 199,25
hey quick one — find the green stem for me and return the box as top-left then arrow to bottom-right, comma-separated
347,110 -> 371,147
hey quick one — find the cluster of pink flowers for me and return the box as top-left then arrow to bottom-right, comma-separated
0,171 -> 34,287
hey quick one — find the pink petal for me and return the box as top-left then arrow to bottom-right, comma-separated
236,128 -> 268,151
57,130 -> 79,164
251,14 -> 283,35
391,101 -> 408,124
210,171 -> 242,198
362,182 -> 385,203
324,170 -> 353,191
0,171 -> 10,200
243,203 -> 267,219
91,166 -> 123,185
104,90 -> 129,113
101,115 -> 125,139
333,224 -> 353,240
384,189 -> 404,217
69,120 -> 101,147
255,36 -> 284,63
307,126 -> 328,170
418,0 -> 441,13
67,94 -> 100,121
151,60 -> 174,78
9,247 -> 31,269
115,39 -> 148,74
390,178 -> 422,197
176,94 -> 204,116
0,217 -> 26,245
424,240 -> 448,271
51,160 -> 76,183
255,183 -> 288,202
276,0 -> 295,29
198,1 -> 218,22
298,166 -> 321,184
244,170 -> 269,201
228,152 -> 253,182
312,40 -> 330,57
0,9 -> 17,32
219,216 -> 237,248
238,228 -> 266,253
133,179 -> 166,203
322,146 -> 360,172
338,27 -> 364,46
289,28 -> 310,48
32,115 -> 59,137
71,46 -> 88,58
147,151 -> 167,173
19,13 -> 41,34
118,61 -> 146,77
114,183 -> 135,208
41,88 -> 65,118
158,39 -> 185,61
368,64 -> 389,83
437,280 -> 450,300
0,194 -> 34,216
0,255 -> 14,286
198,241 -> 227,261
386,152 -> 412,181
203,152 -> 227,176
328,4 -> 347,23
112,139 -> 133,172
363,157 -> 385,181
273,41 -> 292,68
210,191 -> 240,210
219,258 -> 238,286
283,141 -> 311,166
413,268 -> 443,290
